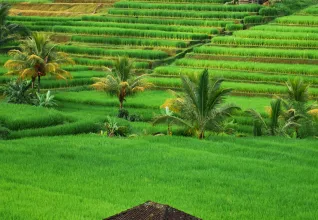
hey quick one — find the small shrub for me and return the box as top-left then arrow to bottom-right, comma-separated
244,15 -> 264,24
259,7 -> 278,16
128,114 -> 142,122
297,118 -> 318,138
104,116 -> 119,137
0,126 -> 11,139
118,109 -> 129,119
4,79 -> 34,104
35,90 -> 57,107
115,125 -> 131,137
225,24 -> 243,31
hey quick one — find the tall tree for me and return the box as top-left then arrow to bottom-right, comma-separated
161,69 -> 240,139
92,57 -> 152,109
4,32 -> 74,92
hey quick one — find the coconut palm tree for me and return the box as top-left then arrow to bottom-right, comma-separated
246,98 -> 302,137
284,77 -> 317,113
0,3 -> 28,47
92,57 -> 152,109
284,78 -> 318,137
160,69 -> 240,139
4,32 -> 74,92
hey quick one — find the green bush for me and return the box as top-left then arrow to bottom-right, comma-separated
225,24 -> 244,31
4,79 -> 34,104
0,103 -> 69,130
118,109 -> 129,119
259,7 -> 278,16
0,126 -> 11,139
244,15 -> 264,24
8,120 -> 101,139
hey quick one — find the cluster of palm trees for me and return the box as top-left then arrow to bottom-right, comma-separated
247,78 -> 317,138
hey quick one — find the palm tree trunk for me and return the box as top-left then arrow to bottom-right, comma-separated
119,87 -> 126,109
167,124 -> 172,136
31,76 -> 36,89
37,75 -> 40,93
198,131 -> 204,139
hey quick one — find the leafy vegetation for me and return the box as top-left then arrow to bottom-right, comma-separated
4,32 -> 73,92
0,3 -> 28,48
92,57 -> 152,109
247,78 -> 317,137
159,69 -> 240,139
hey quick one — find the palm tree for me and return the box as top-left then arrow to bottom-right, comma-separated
4,32 -> 74,92
284,78 -> 318,137
284,77 -> 317,113
92,57 -> 152,109
246,98 -> 302,137
0,3 -> 28,47
161,69 -> 240,139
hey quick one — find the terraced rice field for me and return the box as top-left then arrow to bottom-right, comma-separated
1,1 -> 317,136
9,0 -> 117,16
1,2 -> 318,219
153,8 -> 318,97
7,0 -> 265,76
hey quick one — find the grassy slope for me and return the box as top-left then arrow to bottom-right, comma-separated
0,135 -> 317,219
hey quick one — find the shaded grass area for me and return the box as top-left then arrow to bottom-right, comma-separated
0,135 -> 317,219
0,103 -> 71,130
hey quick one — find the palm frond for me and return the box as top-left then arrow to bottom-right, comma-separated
246,108 -> 268,130
152,115 -> 192,128
206,88 -> 232,114
180,75 -> 198,111
27,54 -> 44,64
270,98 -> 282,129
20,68 -> 36,79
197,69 -> 209,118
114,56 -> 133,81
45,63 -> 56,73
4,60 -> 26,70
286,77 -> 309,102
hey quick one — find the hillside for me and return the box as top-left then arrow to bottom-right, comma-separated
0,0 -> 317,138
0,1 -> 318,219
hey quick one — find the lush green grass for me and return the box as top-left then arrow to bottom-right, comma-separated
0,103 -> 71,130
15,20 -> 219,35
173,58 -> 318,75
275,15 -> 318,26
233,30 -> 318,41
54,90 -> 171,109
212,36 -> 318,48
0,135 -> 317,219
108,8 -> 251,19
193,46 -> 318,59
251,24 -> 318,33
82,15 -> 234,27
114,2 -> 262,12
